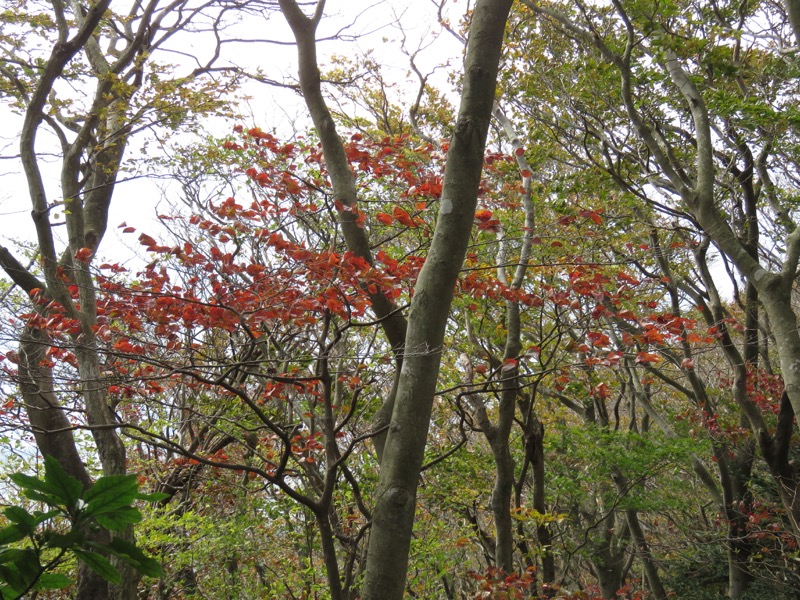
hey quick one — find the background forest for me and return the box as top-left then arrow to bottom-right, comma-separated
1,0 -> 800,598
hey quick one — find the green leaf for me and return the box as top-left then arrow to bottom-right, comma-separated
0,584 -> 18,600
0,525 -> 26,546
84,475 -> 138,515
43,530 -> 83,550
42,456 -> 82,510
7,474 -> 60,507
8,458 -> 82,510
3,507 -> 35,534
107,538 -> 163,578
35,572 -> 71,590
10,549 -> 40,583
94,507 -> 142,531
73,549 -> 120,584
0,549 -> 29,566
135,491 -> 170,503
0,566 -> 26,594
0,549 -> 40,591
32,509 -> 61,527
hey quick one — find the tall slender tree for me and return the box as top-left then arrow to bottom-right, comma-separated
0,1 -> 233,596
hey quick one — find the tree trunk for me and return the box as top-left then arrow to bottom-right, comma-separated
622,506 -> 666,600
528,417 -> 555,592
316,512 -> 344,600
360,2 -> 513,597
491,430 -> 515,573
276,0 -> 409,464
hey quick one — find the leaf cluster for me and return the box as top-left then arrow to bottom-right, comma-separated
0,456 -> 166,599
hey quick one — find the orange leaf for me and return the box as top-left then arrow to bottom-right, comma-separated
393,206 -> 416,227
74,247 -> 94,262
375,212 -> 394,225
477,219 -> 501,232
474,209 -> 494,222
635,352 -> 661,364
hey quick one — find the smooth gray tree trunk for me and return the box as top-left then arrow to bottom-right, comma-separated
361,2 -> 514,598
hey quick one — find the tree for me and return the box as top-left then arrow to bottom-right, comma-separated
519,0 -> 800,434
3,1 -> 798,598
500,0 -> 800,595
248,1 -> 513,595
0,1 -> 234,596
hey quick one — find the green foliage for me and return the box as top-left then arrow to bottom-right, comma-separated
665,543 -> 799,599
0,456 -> 167,598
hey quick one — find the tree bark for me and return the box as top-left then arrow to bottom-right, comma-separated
528,417 -> 556,591
276,0 -> 409,462
360,2 -> 513,597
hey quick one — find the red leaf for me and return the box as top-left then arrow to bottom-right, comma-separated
474,209 -> 494,222
501,358 -> 518,372
392,206 -> 416,227
375,212 -> 394,225
593,382 -> 611,399
477,219 -> 501,232
139,233 -> 158,248
617,272 -> 640,285
74,247 -> 94,262
635,352 -> 661,364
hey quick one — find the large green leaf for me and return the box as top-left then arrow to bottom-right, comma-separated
0,526 -> 25,547
35,572 -> 71,590
7,474 -> 60,508
32,509 -> 61,527
0,549 -> 40,592
0,584 -> 18,600
135,491 -> 170,503
2,507 -> 34,535
106,538 -> 164,578
42,456 -> 82,510
84,475 -> 138,515
94,507 -> 143,531
73,549 -> 121,584
7,457 -> 82,510
0,565 -> 26,593
43,530 -> 83,550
